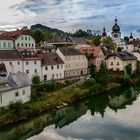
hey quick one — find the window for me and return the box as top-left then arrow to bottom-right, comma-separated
34,69 -> 37,73
17,43 -> 19,47
51,66 -> 54,70
34,61 -> 37,64
25,37 -> 27,40
45,67 -> 48,70
57,65 -> 59,69
0,93 -> 2,103
59,73 -> 61,77
21,37 -> 23,40
8,43 -> 10,47
9,62 -> 12,65
56,73 -> 58,77
15,92 -> 19,97
3,42 -> 6,47
114,57 -> 116,59
111,62 -> 113,66
25,43 -> 27,47
26,69 -> 29,74
32,44 -> 34,47
17,62 -> 20,65
26,61 -> 29,65
29,44 -> 30,47
22,90 -> 25,95
117,62 -> 119,66
21,43 -> 24,47
28,37 -> 30,40
61,65 -> 63,69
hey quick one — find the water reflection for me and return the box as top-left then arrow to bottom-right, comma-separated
0,87 -> 140,140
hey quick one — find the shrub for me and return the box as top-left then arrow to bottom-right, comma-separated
8,101 -> 23,113
32,75 -> 40,85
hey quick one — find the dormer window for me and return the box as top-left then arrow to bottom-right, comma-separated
114,57 -> 116,59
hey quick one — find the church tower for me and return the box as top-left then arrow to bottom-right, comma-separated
111,17 -> 121,45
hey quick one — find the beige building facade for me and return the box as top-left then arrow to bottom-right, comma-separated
56,48 -> 88,78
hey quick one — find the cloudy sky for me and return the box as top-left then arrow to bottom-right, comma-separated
1,0 -> 140,36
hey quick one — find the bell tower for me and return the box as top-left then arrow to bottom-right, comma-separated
111,17 -> 121,45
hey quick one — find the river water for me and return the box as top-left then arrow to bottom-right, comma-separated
0,87 -> 140,140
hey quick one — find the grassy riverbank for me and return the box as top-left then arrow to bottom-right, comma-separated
0,78 -> 122,128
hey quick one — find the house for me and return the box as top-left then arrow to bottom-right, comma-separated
2,29 -> 36,51
0,72 -> 31,107
0,35 -> 14,50
18,50 -> 42,80
38,53 -> 64,81
105,52 -> 137,72
0,50 -> 23,76
80,46 -> 105,70
56,48 -> 88,78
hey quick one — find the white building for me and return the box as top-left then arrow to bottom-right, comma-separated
56,48 -> 88,78
18,50 -> 42,80
105,52 -> 137,72
3,29 -> 36,51
0,72 -> 31,107
39,53 -> 64,81
0,50 -> 23,76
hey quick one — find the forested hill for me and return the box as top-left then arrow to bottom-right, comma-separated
30,24 -> 65,34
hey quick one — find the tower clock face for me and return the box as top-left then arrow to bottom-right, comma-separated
114,34 -> 118,38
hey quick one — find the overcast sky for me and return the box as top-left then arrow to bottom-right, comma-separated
1,0 -> 140,37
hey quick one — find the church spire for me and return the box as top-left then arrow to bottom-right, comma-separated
115,16 -> 118,23
102,26 -> 107,37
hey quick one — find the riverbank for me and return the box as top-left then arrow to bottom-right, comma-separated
0,78 -> 121,128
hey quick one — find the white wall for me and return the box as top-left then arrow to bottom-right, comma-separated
106,56 -> 137,72
0,60 -> 23,76
42,64 -> 64,81
0,86 -> 31,107
0,40 -> 14,50
15,35 -> 36,50
23,60 -> 42,80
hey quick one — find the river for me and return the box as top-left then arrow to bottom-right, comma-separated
0,87 -> 140,140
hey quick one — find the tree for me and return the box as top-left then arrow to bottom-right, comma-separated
96,62 -> 110,85
102,38 -> 116,51
33,30 -> 44,45
32,75 -> 40,85
125,64 -> 132,77
92,36 -> 101,46
90,64 -> 97,78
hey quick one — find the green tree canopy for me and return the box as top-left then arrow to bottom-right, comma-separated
33,30 -> 44,44
32,75 -> 40,85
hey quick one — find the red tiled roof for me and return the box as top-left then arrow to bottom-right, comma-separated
2,29 -> 32,40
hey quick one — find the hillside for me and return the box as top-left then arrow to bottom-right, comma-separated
30,24 -> 65,34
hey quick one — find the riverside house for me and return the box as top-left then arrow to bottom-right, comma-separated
0,72 -> 31,107
105,51 -> 137,72
56,47 -> 88,78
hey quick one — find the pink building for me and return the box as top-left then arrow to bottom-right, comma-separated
80,46 -> 105,70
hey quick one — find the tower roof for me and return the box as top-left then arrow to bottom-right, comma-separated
130,32 -> 133,39
112,17 -> 120,32
102,27 -> 107,37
